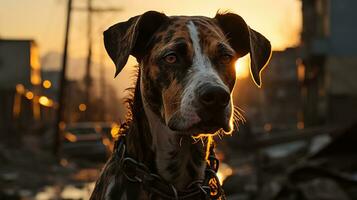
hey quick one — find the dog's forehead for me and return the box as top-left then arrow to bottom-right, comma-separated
154,16 -> 225,44
147,16 -> 229,60
169,16 -> 217,29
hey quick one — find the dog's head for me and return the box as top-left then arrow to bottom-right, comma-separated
104,11 -> 271,136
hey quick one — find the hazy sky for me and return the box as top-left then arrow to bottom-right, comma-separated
0,0 -> 301,58
0,0 -> 302,95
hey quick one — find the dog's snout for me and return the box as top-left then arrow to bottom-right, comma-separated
199,86 -> 230,108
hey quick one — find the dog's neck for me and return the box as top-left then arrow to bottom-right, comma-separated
123,74 -> 207,190
143,99 -> 207,189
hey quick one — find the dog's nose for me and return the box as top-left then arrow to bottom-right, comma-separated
199,86 -> 230,108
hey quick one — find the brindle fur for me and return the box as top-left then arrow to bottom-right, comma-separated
90,11 -> 271,200
90,71 -> 208,199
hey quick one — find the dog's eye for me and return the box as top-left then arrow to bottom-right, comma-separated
220,54 -> 233,64
163,53 -> 177,64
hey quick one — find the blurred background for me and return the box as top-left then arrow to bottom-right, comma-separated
1,0 -> 357,199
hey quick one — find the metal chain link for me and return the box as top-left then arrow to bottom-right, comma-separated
115,138 -> 225,200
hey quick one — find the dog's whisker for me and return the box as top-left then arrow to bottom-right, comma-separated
191,137 -> 200,144
233,113 -> 244,122
217,132 -> 223,139
233,108 -> 244,116
233,110 -> 246,122
232,120 -> 239,130
232,116 -> 242,128
233,111 -> 245,120
219,129 -> 226,138
234,117 -> 244,126
200,137 -> 205,146
234,105 -> 245,113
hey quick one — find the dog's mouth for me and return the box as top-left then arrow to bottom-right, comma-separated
190,120 -> 231,136
167,109 -> 232,135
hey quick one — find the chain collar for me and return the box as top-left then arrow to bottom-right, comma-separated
113,137 -> 225,200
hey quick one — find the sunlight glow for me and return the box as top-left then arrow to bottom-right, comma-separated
102,137 -> 111,147
78,103 -> 87,112
13,93 -> 21,117
296,58 -> 305,82
33,96 -> 40,120
43,80 -> 52,89
264,123 -> 272,132
15,84 -> 25,94
235,56 -> 250,79
227,99 -> 235,135
64,132 -> 77,142
297,121 -> 304,129
39,96 -> 53,107
25,91 -> 34,100
217,162 -> 233,184
30,43 -> 41,85
110,123 -> 120,140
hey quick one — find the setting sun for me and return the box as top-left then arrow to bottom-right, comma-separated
235,55 -> 250,79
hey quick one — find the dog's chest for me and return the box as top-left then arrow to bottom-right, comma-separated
142,94 -> 206,189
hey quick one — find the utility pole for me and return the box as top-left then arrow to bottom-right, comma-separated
54,0 -> 72,156
53,0 -> 121,156
84,0 -> 93,119
80,0 -> 122,120
99,47 -> 106,120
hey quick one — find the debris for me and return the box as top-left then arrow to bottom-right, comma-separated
298,178 -> 350,200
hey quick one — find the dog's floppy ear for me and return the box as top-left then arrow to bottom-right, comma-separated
215,12 -> 272,87
104,11 -> 168,77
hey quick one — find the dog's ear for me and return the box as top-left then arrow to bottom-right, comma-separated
215,12 -> 272,87
104,11 -> 168,77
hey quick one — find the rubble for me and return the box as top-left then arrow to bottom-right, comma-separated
224,123 -> 357,200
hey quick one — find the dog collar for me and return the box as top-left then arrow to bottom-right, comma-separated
113,136 -> 225,200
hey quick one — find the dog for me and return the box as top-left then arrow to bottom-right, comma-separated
90,11 -> 271,200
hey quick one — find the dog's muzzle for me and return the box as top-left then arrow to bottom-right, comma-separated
196,85 -> 231,132
198,85 -> 230,109
168,85 -> 232,134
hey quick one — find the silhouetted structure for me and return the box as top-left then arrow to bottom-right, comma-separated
0,40 -> 42,136
301,0 -> 357,126
263,48 -> 302,130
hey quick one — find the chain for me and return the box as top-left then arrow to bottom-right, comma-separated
114,138 -> 225,200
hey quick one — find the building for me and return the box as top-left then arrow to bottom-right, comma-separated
262,48 -> 303,130
238,0 -> 357,131
0,39 -> 56,138
0,40 -> 41,134
300,0 -> 357,126
0,40 -> 41,89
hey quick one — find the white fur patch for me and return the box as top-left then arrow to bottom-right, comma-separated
187,21 -> 206,70
179,21 -> 229,128
140,75 -> 205,189
140,75 -> 177,178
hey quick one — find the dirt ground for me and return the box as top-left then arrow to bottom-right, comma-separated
0,134 -> 103,200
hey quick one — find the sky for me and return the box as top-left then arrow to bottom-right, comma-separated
0,0 -> 302,95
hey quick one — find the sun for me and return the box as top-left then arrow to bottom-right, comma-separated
234,55 -> 250,79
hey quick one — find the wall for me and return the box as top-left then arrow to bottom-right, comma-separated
0,40 -> 32,89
